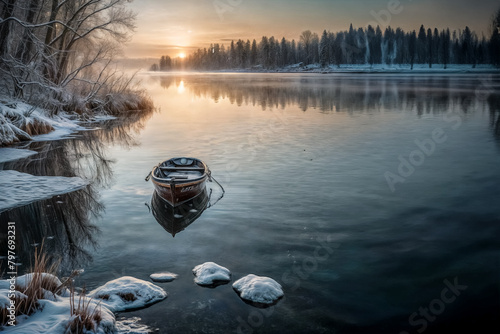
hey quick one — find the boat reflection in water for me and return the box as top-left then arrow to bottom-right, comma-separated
151,188 -> 210,237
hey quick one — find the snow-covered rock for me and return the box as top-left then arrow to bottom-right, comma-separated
0,148 -> 38,163
232,274 -> 284,305
13,273 -> 62,290
89,276 -> 167,312
192,262 -> 231,287
0,273 -> 71,301
150,272 -> 178,283
0,170 -> 89,212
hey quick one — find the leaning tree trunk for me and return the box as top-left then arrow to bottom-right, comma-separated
43,0 -> 60,82
0,0 -> 16,57
15,0 -> 40,64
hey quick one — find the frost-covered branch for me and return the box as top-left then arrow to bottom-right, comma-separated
0,0 -> 152,123
0,17 -> 82,37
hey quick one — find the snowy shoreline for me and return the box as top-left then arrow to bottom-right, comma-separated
146,63 -> 500,75
0,97 -> 85,147
0,275 -> 166,333
0,97 -> 108,213
0,263 -> 284,333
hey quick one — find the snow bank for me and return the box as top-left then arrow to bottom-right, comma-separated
0,97 -> 83,146
192,262 -> 231,287
0,148 -> 38,163
0,108 -> 32,146
0,170 -> 89,212
232,274 -> 284,305
0,274 -> 168,333
0,288 -> 114,334
0,289 -> 27,308
12,273 -> 62,290
0,273 -> 72,302
9,297 -> 115,334
150,272 -> 178,283
89,276 -> 167,312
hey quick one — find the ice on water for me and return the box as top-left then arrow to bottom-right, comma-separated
0,148 -> 38,163
0,170 -> 89,212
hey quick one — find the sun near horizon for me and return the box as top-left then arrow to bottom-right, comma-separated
123,0 -> 499,59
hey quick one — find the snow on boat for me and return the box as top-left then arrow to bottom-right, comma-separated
147,157 -> 209,207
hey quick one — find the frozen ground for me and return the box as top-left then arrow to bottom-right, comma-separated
0,170 -> 89,212
0,273 -> 114,334
0,275 -> 166,333
0,97 -> 85,146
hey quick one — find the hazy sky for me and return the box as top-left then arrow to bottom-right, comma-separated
124,0 -> 499,58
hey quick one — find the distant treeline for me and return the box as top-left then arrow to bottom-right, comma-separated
152,11 -> 500,71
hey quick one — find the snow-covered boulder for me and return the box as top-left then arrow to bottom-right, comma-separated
0,273 -> 66,300
192,262 -> 231,287
89,276 -> 167,312
150,272 -> 178,283
13,273 -> 62,290
232,274 -> 284,306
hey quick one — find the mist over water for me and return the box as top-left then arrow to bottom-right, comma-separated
1,73 -> 499,333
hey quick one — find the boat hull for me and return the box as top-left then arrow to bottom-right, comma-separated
152,177 -> 207,206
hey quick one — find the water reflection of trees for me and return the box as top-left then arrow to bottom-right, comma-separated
488,94 -> 500,144
157,75 -> 498,117
0,110 -> 153,275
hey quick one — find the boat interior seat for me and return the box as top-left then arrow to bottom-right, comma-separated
166,171 -> 202,179
174,158 -> 194,166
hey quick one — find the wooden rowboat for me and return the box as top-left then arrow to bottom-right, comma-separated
148,157 -> 209,207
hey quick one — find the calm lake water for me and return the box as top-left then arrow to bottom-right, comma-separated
1,73 -> 500,333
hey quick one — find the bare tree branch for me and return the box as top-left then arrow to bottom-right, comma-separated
0,17 -> 82,37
